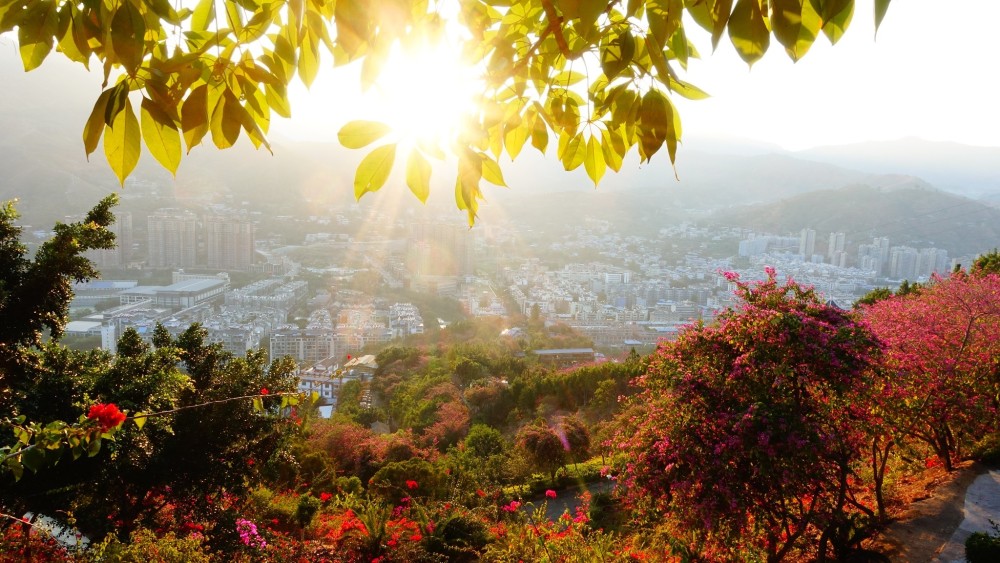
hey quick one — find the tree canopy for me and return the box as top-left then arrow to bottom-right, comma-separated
1,0 -> 890,223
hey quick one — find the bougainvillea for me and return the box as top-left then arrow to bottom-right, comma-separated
862,271 -> 1000,471
86,403 -> 126,432
616,269 -> 883,561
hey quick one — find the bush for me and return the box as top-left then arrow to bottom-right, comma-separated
966,529 -> 1000,563
89,529 -> 211,563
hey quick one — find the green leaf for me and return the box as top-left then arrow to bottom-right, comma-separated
133,414 -> 147,430
83,90 -> 113,158
181,84 -> 210,152
728,0 -> 770,66
21,447 -> 45,473
354,144 -> 397,199
210,90 -> 244,149
817,0 -> 854,44
140,97 -> 181,175
601,29 -> 635,80
874,0 -> 891,36
17,0 -> 58,71
87,436 -> 102,457
584,135 -> 606,186
338,120 -> 392,149
104,100 -> 141,186
771,0 -> 821,61
406,149 -> 431,203
265,82 -> 292,118
110,0 -> 145,72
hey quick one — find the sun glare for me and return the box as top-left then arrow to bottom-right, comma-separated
366,41 -> 481,149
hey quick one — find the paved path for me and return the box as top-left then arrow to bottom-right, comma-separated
934,469 -> 1000,562
879,463 -> 1000,562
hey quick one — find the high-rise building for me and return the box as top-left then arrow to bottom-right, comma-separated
87,212 -> 133,268
857,237 -> 891,276
147,209 -> 198,269
827,232 -> 845,259
205,215 -> 255,271
407,223 -> 471,278
799,228 -> 816,259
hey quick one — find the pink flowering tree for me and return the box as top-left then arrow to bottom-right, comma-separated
616,269 -> 883,561
862,271 -> 1000,471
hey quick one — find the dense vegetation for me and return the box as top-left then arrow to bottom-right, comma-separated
3,200 -> 1000,561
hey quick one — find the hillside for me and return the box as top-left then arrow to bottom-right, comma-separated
706,183 -> 1000,256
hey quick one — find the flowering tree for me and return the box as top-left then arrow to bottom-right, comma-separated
862,271 -> 1000,471
616,269 -> 883,561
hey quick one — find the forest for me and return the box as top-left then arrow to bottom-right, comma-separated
3,198 -> 1000,562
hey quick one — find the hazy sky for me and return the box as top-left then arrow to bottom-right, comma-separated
278,0 -> 1000,151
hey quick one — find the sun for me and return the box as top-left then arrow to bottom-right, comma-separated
365,41 -> 481,150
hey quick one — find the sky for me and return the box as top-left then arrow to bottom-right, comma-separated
1,0 -> 998,154
276,0 -> 1000,152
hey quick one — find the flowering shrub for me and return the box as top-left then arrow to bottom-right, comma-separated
616,269 -> 883,561
236,518 -> 267,549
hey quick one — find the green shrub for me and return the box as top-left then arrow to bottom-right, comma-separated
966,530 -> 1000,563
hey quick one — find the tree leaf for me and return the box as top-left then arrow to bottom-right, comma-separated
103,100 -> 141,186
354,144 -> 397,199
601,29 -> 635,80
771,0 -> 821,61
140,97 -> 181,175
481,155 -> 507,187
874,0 -> 891,36
338,120 -> 392,149
192,0 -> 215,32
17,0 -> 58,71
405,149 -> 431,203
181,84 -> 210,152
110,0 -> 145,72
133,414 -> 147,430
298,32 -> 320,87
584,135 -> 606,186
728,0 -> 770,66
83,89 -> 114,158
818,0 -> 854,44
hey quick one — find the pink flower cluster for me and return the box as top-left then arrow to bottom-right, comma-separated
236,518 -> 266,549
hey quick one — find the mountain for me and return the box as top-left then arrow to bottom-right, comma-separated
706,183 -> 1000,257
795,138 -> 1000,198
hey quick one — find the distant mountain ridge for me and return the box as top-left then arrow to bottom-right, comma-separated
706,184 -> 1000,257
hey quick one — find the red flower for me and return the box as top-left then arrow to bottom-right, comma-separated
545,489 -> 557,499
405,480 -> 418,490
347,355 -> 352,360
260,387 -> 270,395
476,489 -> 486,497
87,403 -> 126,432
410,533 -> 422,542
320,492 -> 333,502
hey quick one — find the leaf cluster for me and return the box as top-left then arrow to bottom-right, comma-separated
2,0 -> 891,223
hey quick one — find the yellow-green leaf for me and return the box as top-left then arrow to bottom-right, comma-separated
110,0 -> 145,72
406,149 -> 431,203
874,0 -> 891,36
140,97 -> 181,175
83,89 -> 114,158
818,0 -> 854,44
133,414 -> 147,430
354,144 -> 397,199
559,133 -> 586,171
481,155 -> 507,187
601,29 -> 635,80
209,90 -> 243,149
192,0 -> 215,32
103,100 -> 141,186
728,0 -> 770,66
668,77 -> 710,100
771,0 -> 821,61
584,135 -> 606,186
17,0 -> 58,71
252,397 -> 263,412
181,84 -> 209,152
265,82 -> 292,118
298,32 -> 320,87
338,120 -> 392,149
